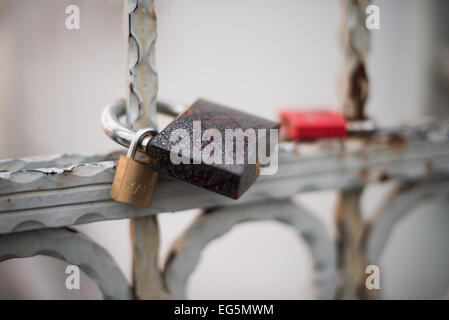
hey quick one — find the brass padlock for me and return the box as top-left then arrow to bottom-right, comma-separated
110,128 -> 159,207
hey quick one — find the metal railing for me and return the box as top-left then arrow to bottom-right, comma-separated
0,0 -> 448,299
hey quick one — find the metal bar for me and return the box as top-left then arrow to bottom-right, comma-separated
130,214 -> 170,299
126,0 -> 165,300
1,134 -> 449,234
127,0 -> 159,130
340,0 -> 371,120
0,228 -> 132,299
334,186 -> 372,299
164,200 -> 336,299
335,0 -> 372,300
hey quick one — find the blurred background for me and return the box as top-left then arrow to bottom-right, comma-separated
0,0 -> 448,299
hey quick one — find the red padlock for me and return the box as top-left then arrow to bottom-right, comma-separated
279,109 -> 347,141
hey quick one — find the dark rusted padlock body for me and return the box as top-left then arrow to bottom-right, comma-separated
147,99 -> 279,199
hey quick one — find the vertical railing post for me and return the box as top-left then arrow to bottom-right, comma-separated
340,0 -> 371,120
335,187 -> 372,299
336,0 -> 372,299
125,0 -> 167,299
127,0 -> 159,130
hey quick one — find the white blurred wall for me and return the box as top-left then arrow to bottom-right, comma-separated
0,0 -> 448,299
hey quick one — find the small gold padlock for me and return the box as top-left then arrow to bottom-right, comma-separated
110,128 -> 159,207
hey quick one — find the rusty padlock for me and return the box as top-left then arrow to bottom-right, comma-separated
110,128 -> 159,207
103,99 -> 279,201
146,99 -> 280,199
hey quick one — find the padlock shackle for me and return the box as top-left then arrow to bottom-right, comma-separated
127,128 -> 158,158
101,99 -> 185,153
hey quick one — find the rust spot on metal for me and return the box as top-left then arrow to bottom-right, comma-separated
7,198 -> 11,203
347,61 -> 368,121
164,250 -> 178,272
255,160 -> 261,176
378,170 -> 390,182
398,180 -> 418,193
362,152 -> 369,162
148,156 -> 157,164
387,133 -> 407,150
358,168 -> 369,180
364,134 -> 383,145
425,160 -> 433,174
60,169 -> 73,177
151,6 -> 157,20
